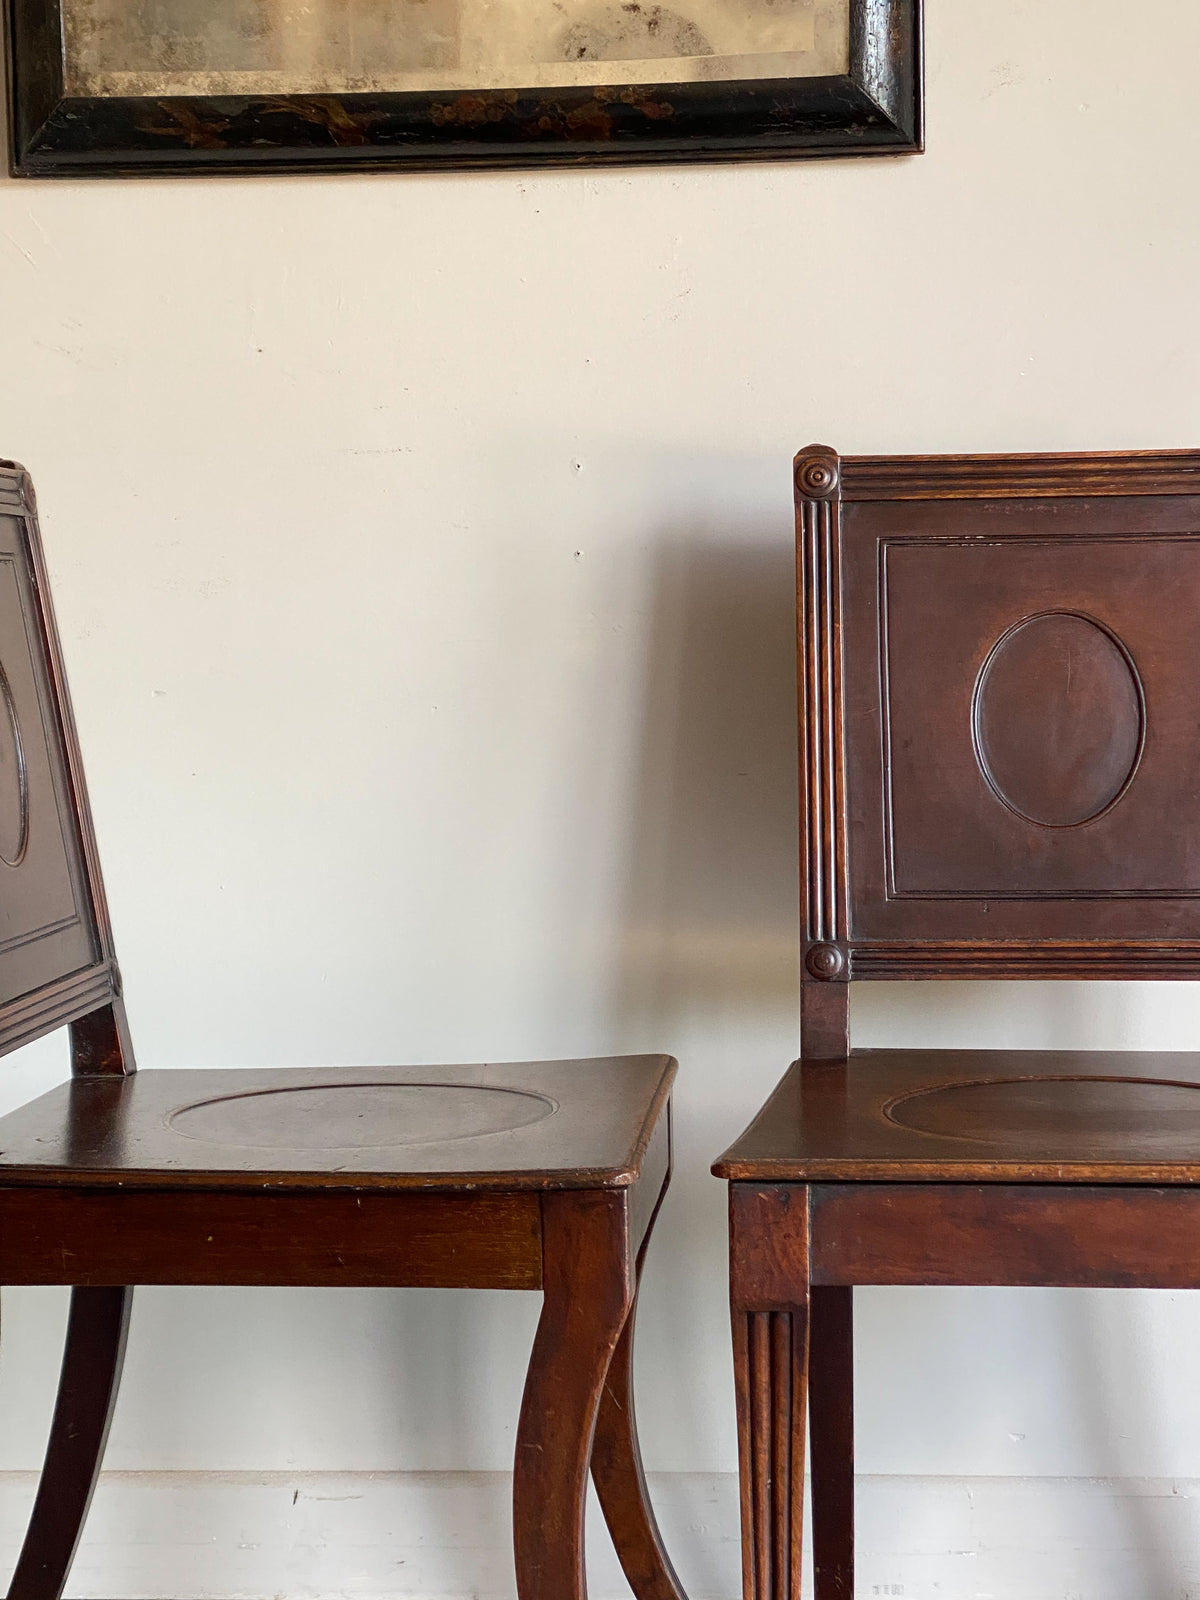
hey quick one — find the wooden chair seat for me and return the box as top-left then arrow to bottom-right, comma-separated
0,1057 -> 671,1191
0,1058 -> 673,1300
716,1050 -> 1200,1183
0,463 -> 687,1600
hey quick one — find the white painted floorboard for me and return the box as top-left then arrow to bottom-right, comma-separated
3,1471 -> 1200,1599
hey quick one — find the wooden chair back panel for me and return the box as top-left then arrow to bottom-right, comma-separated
0,466 -> 117,1060
797,447 -> 1200,996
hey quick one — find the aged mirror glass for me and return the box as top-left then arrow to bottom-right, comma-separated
65,0 -> 851,97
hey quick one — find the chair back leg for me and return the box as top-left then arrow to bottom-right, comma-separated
8,1285 -> 132,1600
809,1285 -> 854,1600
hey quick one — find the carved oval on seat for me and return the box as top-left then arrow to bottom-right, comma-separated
972,611 -> 1143,828
169,1082 -> 558,1150
0,663 -> 28,867
885,1077 -> 1200,1154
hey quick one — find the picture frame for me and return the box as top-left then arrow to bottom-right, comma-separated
5,0 -> 921,176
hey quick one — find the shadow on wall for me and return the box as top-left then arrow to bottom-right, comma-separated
601,522 -> 801,1548
616,525 -> 800,1037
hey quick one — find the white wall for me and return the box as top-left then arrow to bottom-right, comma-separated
3,0 -> 1200,1591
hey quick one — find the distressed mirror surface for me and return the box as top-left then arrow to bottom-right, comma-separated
6,0 -> 921,173
67,0 -> 851,96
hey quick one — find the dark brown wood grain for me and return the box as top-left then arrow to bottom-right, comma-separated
729,1183 -> 810,1312
718,445 -> 1200,1600
0,464 -> 119,1059
729,1185 -> 808,1600
0,465 -> 683,1600
0,502 -> 104,1023
0,1185 -> 544,1287
591,1156 -> 688,1600
800,441 -> 1200,973
514,1189 -> 633,1600
799,985 -> 849,1062
69,999 -> 134,1077
7,1286 -> 130,1600
0,966 -> 113,1061
838,486 -> 1200,965
714,1051 -> 1200,1183
787,447 -> 1200,978
849,941 -> 1200,979
808,1286 -> 853,1600
630,1109 -> 672,1255
838,449 -> 1200,500
809,1184 -> 1200,1287
0,1058 -> 675,1190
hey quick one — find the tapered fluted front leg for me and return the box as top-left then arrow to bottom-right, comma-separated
591,1171 -> 687,1600
9,1285 -> 132,1600
730,1185 -> 810,1600
809,1286 -> 854,1600
514,1190 -> 633,1600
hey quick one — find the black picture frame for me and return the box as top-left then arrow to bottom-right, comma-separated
5,0 -> 922,177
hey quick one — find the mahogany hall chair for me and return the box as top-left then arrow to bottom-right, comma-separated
714,444 -> 1200,1600
0,460 -> 687,1600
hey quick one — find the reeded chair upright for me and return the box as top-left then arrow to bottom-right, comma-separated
0,460 -> 685,1600
716,445 -> 1200,1600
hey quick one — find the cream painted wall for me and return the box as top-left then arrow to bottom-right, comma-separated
0,0 -> 1199,1529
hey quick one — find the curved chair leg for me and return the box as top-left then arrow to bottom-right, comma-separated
810,1286 -> 854,1600
9,1285 -> 132,1600
514,1191 -> 632,1600
591,1186 -> 687,1600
